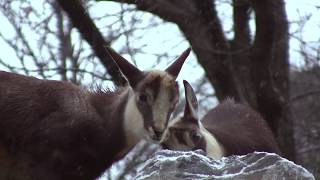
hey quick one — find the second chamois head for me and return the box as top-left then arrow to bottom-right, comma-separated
160,80 -> 281,159
106,47 -> 191,141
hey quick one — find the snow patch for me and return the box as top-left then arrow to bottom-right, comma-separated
135,150 -> 315,180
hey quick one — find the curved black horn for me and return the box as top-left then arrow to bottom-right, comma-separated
106,47 -> 144,88
165,48 -> 191,79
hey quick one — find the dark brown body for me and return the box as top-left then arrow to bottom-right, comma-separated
0,71 -> 128,180
0,47 -> 190,180
202,99 -> 281,156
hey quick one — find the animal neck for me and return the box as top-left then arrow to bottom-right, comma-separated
87,87 -> 128,157
122,89 -> 145,150
199,122 -> 225,160
91,87 -> 146,159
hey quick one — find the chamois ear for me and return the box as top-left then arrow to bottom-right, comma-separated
183,80 -> 199,122
165,48 -> 191,79
106,47 -> 144,88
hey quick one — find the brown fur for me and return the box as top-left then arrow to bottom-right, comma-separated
0,48 -> 190,179
0,71 -> 176,180
161,81 -> 280,158
202,99 -> 281,156
0,71 -> 128,179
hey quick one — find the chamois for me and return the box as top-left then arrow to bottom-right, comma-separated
0,47 -> 191,180
161,80 -> 281,159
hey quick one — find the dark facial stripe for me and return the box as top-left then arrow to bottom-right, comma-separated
134,77 -> 157,132
136,74 -> 161,130
169,127 -> 206,151
174,132 -> 187,145
137,99 -> 153,130
146,75 -> 161,100
193,137 -> 206,152
170,127 -> 193,132
171,128 -> 194,146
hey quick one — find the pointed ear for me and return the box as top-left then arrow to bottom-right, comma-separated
165,48 -> 191,79
106,47 -> 144,88
183,80 -> 199,122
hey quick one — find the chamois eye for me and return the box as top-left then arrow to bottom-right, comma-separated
190,130 -> 201,143
138,94 -> 148,103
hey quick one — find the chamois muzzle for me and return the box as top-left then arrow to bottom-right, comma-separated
148,126 -> 164,141
160,142 -> 169,150
154,129 -> 163,139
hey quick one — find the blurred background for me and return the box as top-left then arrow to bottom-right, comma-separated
0,0 -> 319,179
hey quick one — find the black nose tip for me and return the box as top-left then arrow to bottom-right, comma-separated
161,143 -> 169,149
154,129 -> 163,139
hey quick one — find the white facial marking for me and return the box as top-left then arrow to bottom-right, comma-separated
199,123 -> 225,160
124,89 -> 146,147
152,85 -> 170,131
149,71 -> 175,133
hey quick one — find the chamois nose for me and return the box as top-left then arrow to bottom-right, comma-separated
154,129 -> 163,139
161,143 -> 169,150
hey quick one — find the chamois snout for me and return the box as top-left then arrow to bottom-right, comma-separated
153,123 -> 165,137
152,118 -> 167,139
145,125 -> 160,141
148,120 -> 167,141
151,128 -> 163,141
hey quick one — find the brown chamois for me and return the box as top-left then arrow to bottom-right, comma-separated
160,80 -> 281,159
0,47 -> 191,180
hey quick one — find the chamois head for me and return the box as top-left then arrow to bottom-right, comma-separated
161,80 -> 204,150
161,81 -> 281,159
160,80 -> 225,159
106,47 -> 191,141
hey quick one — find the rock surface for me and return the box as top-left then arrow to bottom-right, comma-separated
135,150 -> 315,180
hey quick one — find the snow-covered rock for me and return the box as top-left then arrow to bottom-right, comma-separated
135,150 -> 315,180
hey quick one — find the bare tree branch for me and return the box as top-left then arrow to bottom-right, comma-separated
56,0 -> 126,86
